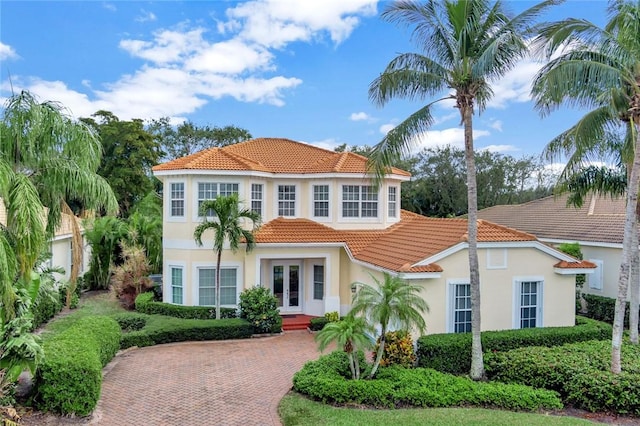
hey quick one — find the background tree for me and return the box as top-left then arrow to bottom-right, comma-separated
350,273 -> 428,379
1,91 -> 118,304
367,0 -> 557,379
194,194 -> 260,320
532,0 -> 640,371
148,118 -> 252,160
82,111 -> 161,217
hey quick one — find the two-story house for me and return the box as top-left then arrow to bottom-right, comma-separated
152,138 -> 594,334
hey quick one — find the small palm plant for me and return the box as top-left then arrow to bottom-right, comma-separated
315,314 -> 374,380
351,273 -> 428,378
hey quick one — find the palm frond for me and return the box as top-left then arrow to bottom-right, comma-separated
367,101 -> 443,186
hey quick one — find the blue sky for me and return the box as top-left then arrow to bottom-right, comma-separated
0,1 -> 608,160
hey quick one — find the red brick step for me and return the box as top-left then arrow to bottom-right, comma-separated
280,314 -> 318,331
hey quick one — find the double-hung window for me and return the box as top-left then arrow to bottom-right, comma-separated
198,268 -> 238,306
388,186 -> 397,218
251,184 -> 263,217
170,267 -> 183,304
342,185 -> 378,218
170,183 -> 185,217
451,282 -> 472,333
313,265 -> 324,300
278,185 -> 296,217
197,182 -> 239,217
515,279 -> 543,328
313,185 -> 329,218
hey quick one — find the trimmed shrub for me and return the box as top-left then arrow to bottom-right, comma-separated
417,316 -> 611,375
582,294 -> 639,330
34,316 -> 120,416
135,292 -> 237,319
309,317 -> 329,331
32,287 -> 63,330
485,339 -> 640,415
119,316 -> 253,349
239,286 -> 282,334
111,312 -> 149,332
293,351 -> 562,411
375,330 -> 416,368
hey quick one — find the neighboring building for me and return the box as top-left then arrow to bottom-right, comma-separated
478,193 -> 624,299
0,201 -> 90,281
152,138 -> 593,334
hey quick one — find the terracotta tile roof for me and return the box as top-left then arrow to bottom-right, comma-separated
152,138 -> 411,177
0,199 -> 79,238
477,193 -> 625,245
554,260 -> 597,269
254,210 -> 537,273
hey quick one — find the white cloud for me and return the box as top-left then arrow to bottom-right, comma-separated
379,122 -> 396,135
306,137 -> 342,151
479,144 -> 517,153
413,128 -> 490,152
4,0 -> 376,122
487,59 -> 543,109
349,112 -> 370,121
103,2 -> 116,12
222,0 -> 377,48
488,119 -> 503,132
0,42 -> 18,60
433,111 -> 458,125
135,10 -> 157,23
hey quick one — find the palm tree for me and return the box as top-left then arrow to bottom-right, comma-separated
194,194 -> 260,320
367,0 -> 557,380
315,315 -> 374,380
531,0 -> 640,372
350,273 -> 428,378
1,91 -> 118,303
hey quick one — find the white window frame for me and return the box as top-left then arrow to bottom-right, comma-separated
447,279 -> 472,333
587,259 -> 604,290
169,265 -> 184,305
276,184 -> 297,217
388,186 -> 398,219
169,181 -> 186,221
192,262 -> 242,307
312,184 -> 331,221
250,183 -> 264,219
512,276 -> 544,329
340,185 -> 379,220
486,248 -> 507,269
193,181 -> 240,221
313,264 -> 324,301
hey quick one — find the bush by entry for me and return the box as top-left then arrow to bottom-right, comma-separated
293,351 -> 562,411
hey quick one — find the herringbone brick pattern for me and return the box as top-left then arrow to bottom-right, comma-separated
90,331 -> 320,426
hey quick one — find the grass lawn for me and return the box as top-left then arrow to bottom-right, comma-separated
39,292 -> 125,337
278,393 -> 593,426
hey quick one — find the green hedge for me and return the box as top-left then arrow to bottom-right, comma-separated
135,292 -> 237,319
31,289 -> 63,330
293,351 -> 562,411
582,294 -> 639,330
485,339 -> 640,415
34,316 -> 121,416
416,316 -> 611,375
111,312 -> 149,332
309,317 -> 330,331
120,316 -> 253,349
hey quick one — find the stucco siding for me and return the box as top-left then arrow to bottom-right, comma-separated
579,245 -> 622,299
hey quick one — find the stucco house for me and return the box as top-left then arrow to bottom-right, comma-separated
0,200 -> 90,281
478,194 -> 624,300
152,138 -> 594,334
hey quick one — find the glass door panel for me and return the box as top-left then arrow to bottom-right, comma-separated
288,265 -> 299,308
273,265 -> 284,308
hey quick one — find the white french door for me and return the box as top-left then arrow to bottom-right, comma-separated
272,261 -> 301,312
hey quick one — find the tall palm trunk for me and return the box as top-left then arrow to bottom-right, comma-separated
462,103 -> 484,380
630,217 -> 639,344
369,325 -> 386,379
215,249 -> 222,320
613,129 -> 640,372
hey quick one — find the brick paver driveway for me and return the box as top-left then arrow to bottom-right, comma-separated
91,331 -> 321,426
